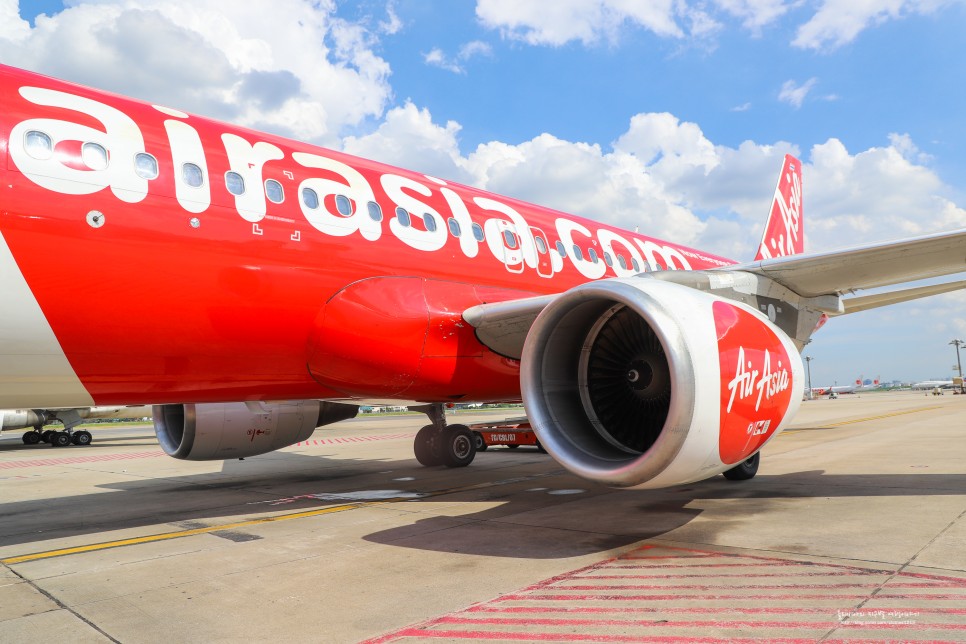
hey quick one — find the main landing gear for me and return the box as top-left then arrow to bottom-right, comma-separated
20,410 -> 94,448
411,404 -> 476,468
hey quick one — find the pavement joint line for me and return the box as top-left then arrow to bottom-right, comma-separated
1,562 -> 122,643
0,470 -> 558,566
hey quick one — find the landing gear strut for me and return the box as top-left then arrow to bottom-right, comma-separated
411,404 -> 476,468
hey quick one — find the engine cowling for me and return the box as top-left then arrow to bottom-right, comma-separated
153,401 -> 358,460
521,277 -> 803,489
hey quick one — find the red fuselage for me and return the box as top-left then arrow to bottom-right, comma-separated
0,64 -> 733,407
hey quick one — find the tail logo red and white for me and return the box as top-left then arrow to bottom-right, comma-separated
714,301 -> 794,465
755,154 -> 803,260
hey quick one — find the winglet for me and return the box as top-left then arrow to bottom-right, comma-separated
755,154 -> 804,260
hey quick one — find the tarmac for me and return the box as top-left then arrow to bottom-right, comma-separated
1,390 -> 965,643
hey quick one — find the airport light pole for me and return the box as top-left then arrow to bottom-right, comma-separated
951,339 -> 965,394
805,356 -> 813,400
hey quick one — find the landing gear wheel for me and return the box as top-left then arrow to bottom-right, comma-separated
535,439 -> 547,454
74,430 -> 93,446
41,430 -> 54,444
51,431 -> 71,447
441,424 -> 475,468
506,444 -> 519,449
472,431 -> 487,452
723,452 -> 760,481
22,431 -> 42,445
414,425 -> 443,466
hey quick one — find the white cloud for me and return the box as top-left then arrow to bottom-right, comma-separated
0,0 -> 392,144
793,0 -> 960,50
424,40 -> 492,74
712,0 -> 794,31
475,0 -> 683,45
778,77 -> 818,108
474,0 -> 963,49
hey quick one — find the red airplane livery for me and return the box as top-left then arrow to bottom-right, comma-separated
2,64 -> 964,486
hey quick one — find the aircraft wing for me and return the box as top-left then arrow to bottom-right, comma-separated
727,228 -> 966,298
464,228 -> 966,359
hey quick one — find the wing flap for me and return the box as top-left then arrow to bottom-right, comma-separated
843,279 -> 966,314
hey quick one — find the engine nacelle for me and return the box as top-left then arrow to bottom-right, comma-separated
0,409 -> 49,430
521,277 -> 803,489
153,401 -> 358,460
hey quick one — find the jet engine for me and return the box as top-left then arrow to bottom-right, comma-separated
153,401 -> 358,460
521,277 -> 804,489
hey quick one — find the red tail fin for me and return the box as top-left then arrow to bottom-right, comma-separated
755,154 -> 804,260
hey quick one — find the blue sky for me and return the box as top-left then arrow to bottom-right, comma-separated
3,0 -> 966,385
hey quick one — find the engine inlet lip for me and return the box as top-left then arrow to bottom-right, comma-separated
521,278 -> 696,487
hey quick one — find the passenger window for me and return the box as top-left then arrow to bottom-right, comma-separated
632,258 -> 641,272
367,201 -> 383,222
573,245 -> 584,261
472,223 -> 484,241
182,163 -> 204,188
423,214 -> 437,232
335,194 -> 352,216
24,130 -> 52,160
134,153 -> 158,180
265,179 -> 284,204
395,207 -> 411,227
618,255 -> 627,270
588,248 -> 599,264
225,171 -> 245,196
535,237 -> 548,254
604,252 -> 613,267
302,187 -> 320,210
82,142 -> 108,171
447,218 -> 461,237
556,241 -> 567,257
502,229 -> 518,249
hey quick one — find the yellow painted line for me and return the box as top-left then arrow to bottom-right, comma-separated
1,471 -> 559,566
0,501 -> 383,565
782,404 -> 945,435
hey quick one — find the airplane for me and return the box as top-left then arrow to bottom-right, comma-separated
810,377 -> 880,396
0,406 -> 153,446
1,63 -> 965,488
911,380 -> 955,390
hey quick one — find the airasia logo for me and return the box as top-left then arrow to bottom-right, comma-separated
758,155 -> 803,259
725,346 -> 791,414
714,301 -> 794,465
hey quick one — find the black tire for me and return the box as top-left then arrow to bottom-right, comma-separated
23,431 -> 42,445
441,424 -> 475,468
74,430 -> 93,446
506,444 -> 519,449
41,430 -> 54,443
414,425 -> 443,466
535,440 -> 547,454
723,452 -> 760,481
472,431 -> 487,452
51,432 -> 71,447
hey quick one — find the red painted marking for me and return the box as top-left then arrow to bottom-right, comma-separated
435,615 -> 966,630
368,630 -> 826,643
366,543 -> 966,643
468,605 -> 966,616
292,433 -> 411,447
0,451 -> 164,469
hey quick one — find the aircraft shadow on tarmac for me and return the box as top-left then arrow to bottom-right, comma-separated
4,446 -> 966,560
